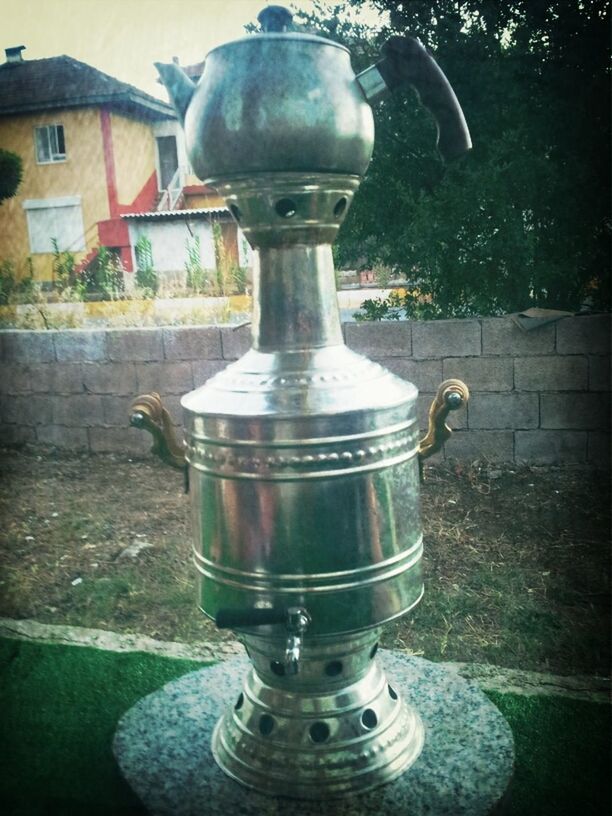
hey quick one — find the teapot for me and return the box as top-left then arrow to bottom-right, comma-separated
156,4 -> 471,186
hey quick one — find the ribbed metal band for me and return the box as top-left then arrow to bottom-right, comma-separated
185,422 -> 418,480
193,536 -> 423,594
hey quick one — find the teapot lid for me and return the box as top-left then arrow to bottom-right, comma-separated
206,4 -> 349,57
257,5 -> 293,31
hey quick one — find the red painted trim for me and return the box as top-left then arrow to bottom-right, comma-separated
117,171 -> 158,215
100,108 -> 119,217
95,221 -> 133,272
120,246 -> 133,273
74,248 -> 99,276
94,170 -> 157,265
98,217 -> 129,247
183,184 -> 218,196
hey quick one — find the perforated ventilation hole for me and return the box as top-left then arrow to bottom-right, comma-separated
309,721 -> 331,744
270,660 -> 286,677
361,709 -> 378,730
259,714 -> 275,736
369,642 -> 379,660
275,198 -> 297,218
324,660 -> 343,677
333,196 -> 347,218
234,692 -> 244,711
388,684 -> 398,701
229,204 -> 242,223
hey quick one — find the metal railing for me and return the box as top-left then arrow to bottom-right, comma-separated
157,165 -> 186,212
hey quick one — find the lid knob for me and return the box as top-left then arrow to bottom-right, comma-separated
257,5 -> 293,32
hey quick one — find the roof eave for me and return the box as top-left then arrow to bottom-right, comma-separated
0,91 -> 175,120
121,207 -> 230,220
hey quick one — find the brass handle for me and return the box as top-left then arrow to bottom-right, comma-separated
130,392 -> 187,471
418,379 -> 469,470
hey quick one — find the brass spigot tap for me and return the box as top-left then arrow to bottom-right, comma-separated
215,606 -> 311,675
283,607 -> 311,674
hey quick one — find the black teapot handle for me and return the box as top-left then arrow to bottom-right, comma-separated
360,36 -> 472,161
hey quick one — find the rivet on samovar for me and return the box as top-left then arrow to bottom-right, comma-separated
130,5 -> 471,799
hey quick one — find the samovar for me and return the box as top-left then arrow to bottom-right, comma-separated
131,5 -> 470,799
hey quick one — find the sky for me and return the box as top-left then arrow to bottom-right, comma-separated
2,0 -> 385,101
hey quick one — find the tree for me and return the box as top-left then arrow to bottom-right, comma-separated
0,149 -> 23,204
296,0 -> 610,316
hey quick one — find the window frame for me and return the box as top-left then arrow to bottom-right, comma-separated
34,123 -> 66,165
22,196 -> 86,254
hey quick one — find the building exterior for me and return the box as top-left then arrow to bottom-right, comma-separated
0,46 -> 246,287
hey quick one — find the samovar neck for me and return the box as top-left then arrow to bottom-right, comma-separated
251,244 -> 343,352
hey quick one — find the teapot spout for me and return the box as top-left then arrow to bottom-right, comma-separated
155,61 -> 196,125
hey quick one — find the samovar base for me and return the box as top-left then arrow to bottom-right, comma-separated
113,649 -> 515,815
211,658 -> 424,798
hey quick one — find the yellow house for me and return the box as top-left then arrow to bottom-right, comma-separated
0,46 -> 234,286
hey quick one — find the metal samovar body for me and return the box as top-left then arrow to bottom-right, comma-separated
133,5 -> 471,798
183,186 -> 426,797
185,243 -> 423,638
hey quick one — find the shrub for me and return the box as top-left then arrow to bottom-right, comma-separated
0,149 -> 23,204
0,258 -> 43,306
134,235 -> 158,295
95,246 -> 123,299
231,263 -> 248,295
301,0 -> 610,318
185,235 -> 208,293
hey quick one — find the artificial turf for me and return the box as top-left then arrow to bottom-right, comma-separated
0,637 -> 609,816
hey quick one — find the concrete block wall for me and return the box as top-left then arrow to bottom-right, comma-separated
0,315 -> 609,465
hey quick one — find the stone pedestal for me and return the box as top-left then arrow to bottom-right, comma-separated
113,651 -> 514,816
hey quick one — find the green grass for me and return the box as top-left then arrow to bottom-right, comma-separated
390,557 -> 610,673
0,638 -> 204,815
490,691 -> 611,816
0,637 -> 609,816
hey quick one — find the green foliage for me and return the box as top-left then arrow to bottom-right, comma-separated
298,0 -> 610,317
88,246 -> 123,299
355,289 -> 403,321
212,222 -> 248,296
50,238 -> 89,302
134,235 -> 158,295
75,245 -> 124,300
185,235 -> 208,293
212,223 -> 230,295
0,148 -> 23,203
183,232 -> 248,296
231,263 -> 248,295
0,259 -> 17,305
371,261 -> 394,287
51,238 -> 76,293
0,259 -> 16,305
16,272 -> 39,305
0,258 -> 41,306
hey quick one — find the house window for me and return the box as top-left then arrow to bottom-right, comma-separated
23,196 -> 85,254
34,124 -> 66,163
156,136 -> 178,191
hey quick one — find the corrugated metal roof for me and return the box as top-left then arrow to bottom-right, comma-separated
0,55 -> 173,120
121,207 -> 230,220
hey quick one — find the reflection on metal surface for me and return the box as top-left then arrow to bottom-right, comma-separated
131,2 -> 472,799
212,630 -> 424,799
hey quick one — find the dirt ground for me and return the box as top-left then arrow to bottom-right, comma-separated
0,447 -> 609,677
